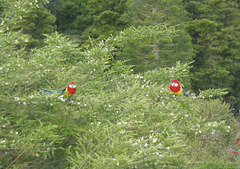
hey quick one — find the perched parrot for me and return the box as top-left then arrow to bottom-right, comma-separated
41,81 -> 76,97
62,81 -> 76,97
169,79 -> 189,96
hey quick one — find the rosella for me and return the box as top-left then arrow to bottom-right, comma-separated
41,81 -> 76,97
169,79 -> 188,96
62,81 -> 76,97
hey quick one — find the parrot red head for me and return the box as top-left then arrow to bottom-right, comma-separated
170,79 -> 181,93
67,81 -> 76,94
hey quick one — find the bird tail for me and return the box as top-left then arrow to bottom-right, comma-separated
40,88 -> 61,95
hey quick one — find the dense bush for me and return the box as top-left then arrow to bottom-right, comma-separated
0,0 -> 239,168
1,30 -> 239,168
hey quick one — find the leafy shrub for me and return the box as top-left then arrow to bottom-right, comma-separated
0,3 -> 239,167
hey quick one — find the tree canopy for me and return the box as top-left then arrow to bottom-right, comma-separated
183,0 -> 240,113
0,0 -> 239,168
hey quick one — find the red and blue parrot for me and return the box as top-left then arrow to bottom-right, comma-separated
169,79 -> 189,96
62,81 -> 76,97
41,81 -> 76,97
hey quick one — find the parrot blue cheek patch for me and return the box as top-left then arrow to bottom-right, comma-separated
181,86 -> 185,93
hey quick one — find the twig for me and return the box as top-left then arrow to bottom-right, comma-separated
78,151 -> 95,169
6,145 -> 32,169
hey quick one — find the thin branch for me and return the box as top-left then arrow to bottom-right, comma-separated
6,145 -> 32,169
78,151 -> 95,169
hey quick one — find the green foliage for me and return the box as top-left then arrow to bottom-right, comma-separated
20,7 -> 57,48
183,0 -> 240,114
126,0 -> 189,26
198,88 -> 229,100
1,30 -> 239,168
0,0 -> 56,49
144,61 -> 192,88
117,0 -> 194,72
48,0 -> 129,40
105,24 -> 193,72
45,0 -> 240,115
0,0 -> 240,168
